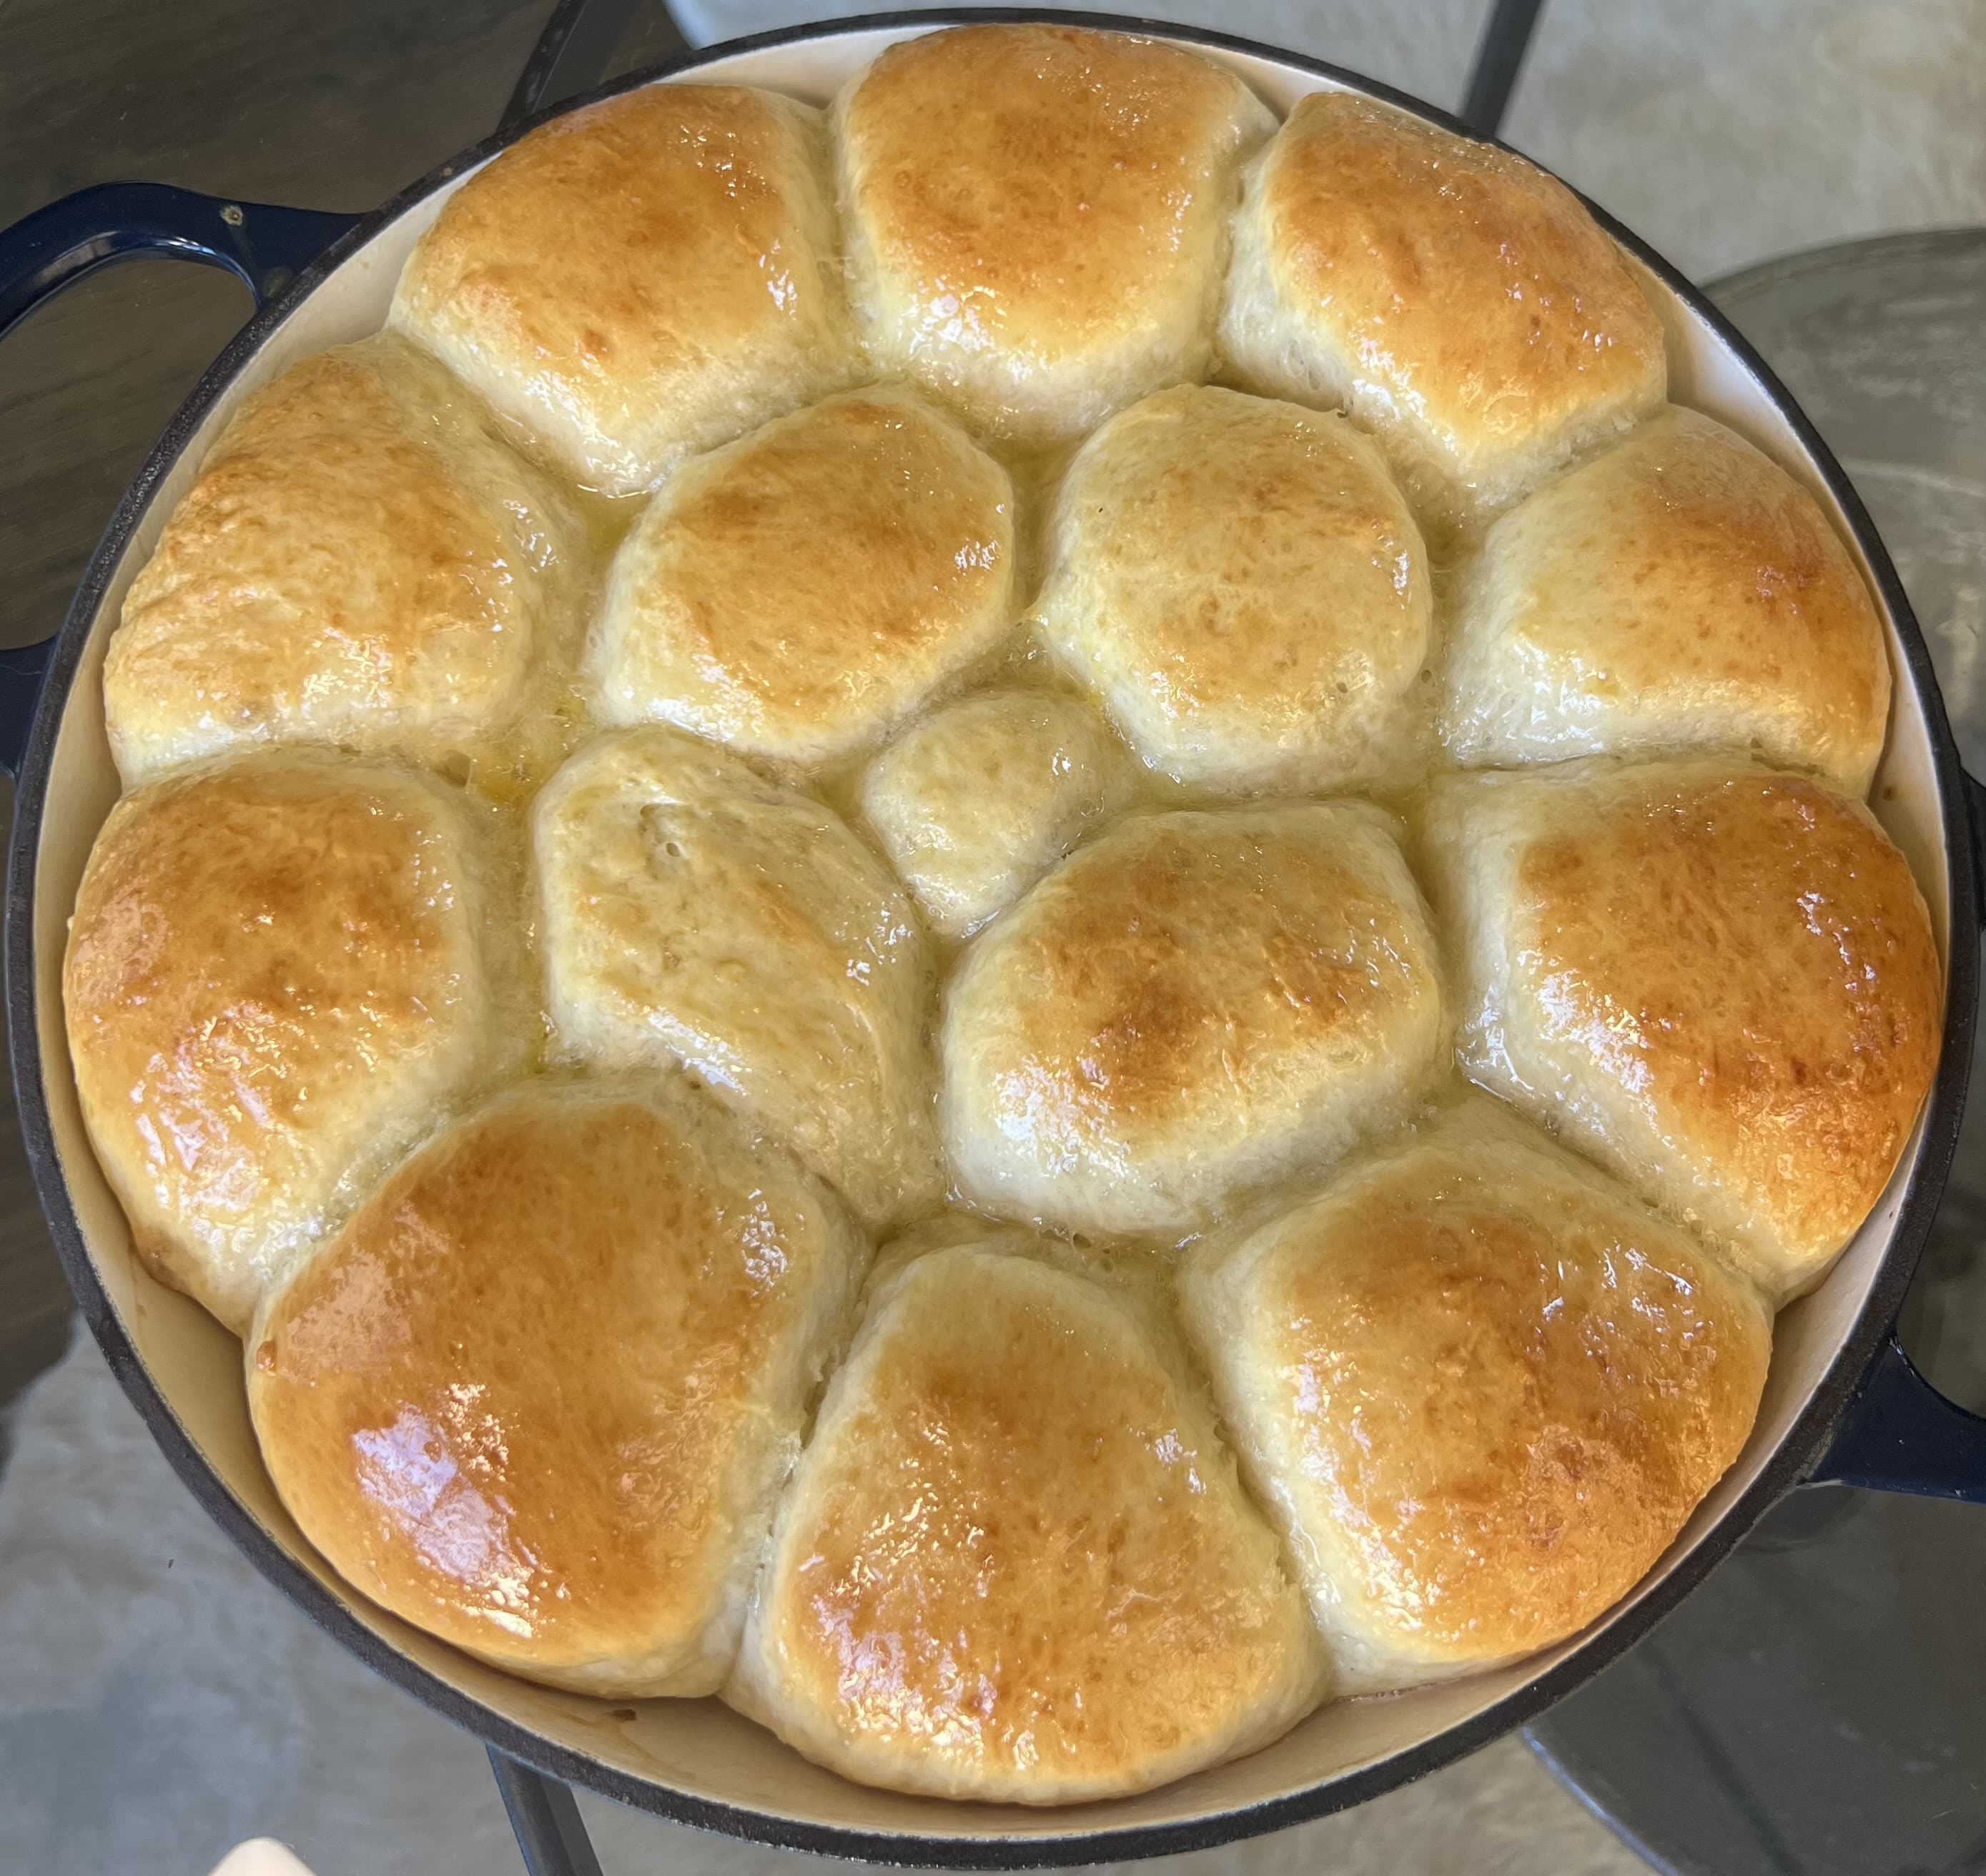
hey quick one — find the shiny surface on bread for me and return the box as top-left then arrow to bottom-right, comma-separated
63,754 -> 500,1333
57,30 -> 1937,1797
728,1240 -> 1325,1801
1441,406 -> 1892,792
858,688 -> 1135,937
1036,384 -> 1432,792
1423,761 -> 1940,1298
250,1078 -> 866,1696
590,387 -> 1016,764
943,804 -> 1446,1233
535,728 -> 941,1228
1183,1100 -> 1772,1694
105,335 -> 584,791
1220,92 -> 1666,536
393,85 -> 859,495
836,24 -> 1275,445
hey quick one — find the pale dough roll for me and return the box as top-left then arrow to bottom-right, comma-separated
1441,405 -> 1891,794
393,84 -> 860,495
62,752 -> 508,1333
535,728 -> 942,1230
1219,92 -> 1667,538
1421,759 -> 1942,1299
942,803 -> 1447,1234
588,387 -> 1017,766
856,688 -> 1135,937
250,1077 -> 866,1697
728,1239 -> 1325,1802
104,334 -> 583,793
1034,384 -> 1433,793
835,24 -> 1275,446
1182,1097 -> 1771,1694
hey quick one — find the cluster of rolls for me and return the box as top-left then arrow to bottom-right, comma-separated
63,24 -> 1940,1807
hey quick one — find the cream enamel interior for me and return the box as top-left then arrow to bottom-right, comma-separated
23,23 -> 1952,1850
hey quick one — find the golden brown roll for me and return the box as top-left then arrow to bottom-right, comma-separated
104,335 -> 583,791
1219,92 -> 1667,537
1441,406 -> 1892,794
856,688 -> 1135,938
250,1077 -> 867,1696
63,753 -> 507,1333
1034,385 -> 1432,792
535,728 -> 942,1230
1180,1097 -> 1772,1694
392,85 -> 859,495
588,387 -> 1017,765
728,1238 -> 1325,1801
834,24 -> 1274,446
1421,759 -> 1942,1298
942,803 -> 1446,1233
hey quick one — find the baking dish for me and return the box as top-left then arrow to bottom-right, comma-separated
1,12 -> 1982,1865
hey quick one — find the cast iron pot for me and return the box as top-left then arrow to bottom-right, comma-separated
2,13 -> 1983,1867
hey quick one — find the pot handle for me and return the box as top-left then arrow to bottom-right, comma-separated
1808,1334 -> 1986,1501
0,182 -> 362,345
1805,763 -> 1986,1502
0,182 -> 363,779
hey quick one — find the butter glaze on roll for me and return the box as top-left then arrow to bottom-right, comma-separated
535,728 -> 942,1230
1035,384 -> 1433,793
1441,406 -> 1891,793
105,334 -> 583,791
1422,760 -> 1941,1299
1220,92 -> 1667,537
251,1077 -> 866,1697
728,1239 -> 1325,1802
589,387 -> 1017,766
858,688 -> 1135,937
1182,1099 -> 1771,1693
942,803 -> 1447,1234
835,24 -> 1275,446
63,754 -> 508,1333
51,26 -> 1944,1799
393,85 -> 859,495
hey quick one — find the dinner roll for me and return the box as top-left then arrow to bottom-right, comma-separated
104,334 -> 583,792
1035,385 -> 1432,792
1422,760 -> 1941,1298
943,804 -> 1446,1233
1220,92 -> 1666,537
1181,1098 -> 1771,1694
1441,406 -> 1891,794
251,1077 -> 866,1697
728,1239 -> 1325,1801
589,388 -> 1017,765
857,689 -> 1134,937
835,24 -> 1275,446
392,85 -> 859,495
63,754 -> 505,1333
535,728 -> 941,1229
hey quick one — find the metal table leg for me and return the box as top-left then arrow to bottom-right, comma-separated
1460,0 -> 1547,137
501,0 -> 659,131
490,1749 -> 609,1876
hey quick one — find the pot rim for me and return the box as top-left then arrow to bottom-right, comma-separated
5,10 -> 1976,1864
